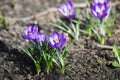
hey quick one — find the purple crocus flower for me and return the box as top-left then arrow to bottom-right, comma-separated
90,3 -> 109,19
48,31 -> 66,50
34,33 -> 46,43
22,24 -> 38,40
57,0 -> 75,19
94,0 -> 110,4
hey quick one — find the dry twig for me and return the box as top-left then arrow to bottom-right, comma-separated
95,43 -> 113,50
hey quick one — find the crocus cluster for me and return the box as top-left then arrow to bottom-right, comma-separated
57,0 -> 75,19
22,24 -> 46,43
22,24 -> 66,49
90,0 -> 110,19
21,24 -> 67,74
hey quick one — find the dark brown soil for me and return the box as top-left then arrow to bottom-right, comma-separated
0,0 -> 120,80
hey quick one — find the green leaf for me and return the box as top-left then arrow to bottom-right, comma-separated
113,45 -> 120,58
52,58 -> 60,67
35,62 -> 41,75
75,9 -> 79,18
79,29 -> 88,34
2,19 -> 7,28
99,36 -> 105,45
18,45 -> 30,55
42,51 -> 47,61
0,12 -> 7,28
111,61 -> 120,68
18,45 -> 36,62
51,23 -> 67,32
51,22 -> 75,39
62,46 -> 68,61
18,45 -> 40,73
57,19 -> 71,30
56,51 -> 64,67
71,19 -> 81,24
113,44 -> 120,64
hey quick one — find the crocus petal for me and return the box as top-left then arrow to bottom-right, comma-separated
94,0 -> 99,4
94,0 -> 110,4
28,33 -> 36,39
35,33 -> 46,43
22,34 -> 28,39
24,28 -> 28,35
32,24 -> 38,34
48,36 -> 56,48
53,31 -> 59,40
90,5 -> 97,17
22,28 -> 29,39
68,13 -> 76,19
41,33 -> 46,42
27,24 -> 33,31
57,6 -> 65,16
95,5 -> 101,13
68,0 -> 74,12
68,0 -> 73,7
56,33 -> 66,48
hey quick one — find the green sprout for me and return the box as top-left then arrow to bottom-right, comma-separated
0,12 -> 7,28
108,45 -> 120,68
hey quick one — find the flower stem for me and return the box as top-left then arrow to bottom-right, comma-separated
117,57 -> 120,64
35,61 -> 41,75
60,67 -> 65,73
46,66 -> 50,74
100,19 -> 105,36
98,19 -> 105,44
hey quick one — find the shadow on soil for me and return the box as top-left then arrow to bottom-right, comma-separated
0,40 -> 61,80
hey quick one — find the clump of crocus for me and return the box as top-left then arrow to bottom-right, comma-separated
52,0 -> 82,40
86,0 -> 115,44
19,24 -> 68,74
22,24 -> 39,40
22,24 -> 46,43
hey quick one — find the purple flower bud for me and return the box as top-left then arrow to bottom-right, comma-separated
57,0 -> 75,19
22,24 -> 38,40
34,33 -> 46,43
48,31 -> 66,50
90,3 -> 109,19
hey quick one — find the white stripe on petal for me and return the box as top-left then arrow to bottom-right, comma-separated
96,5 -> 100,12
58,6 -> 68,16
68,4 -> 71,10
63,5 -> 68,16
92,10 -> 97,16
100,0 -> 104,3
101,5 -> 105,10
95,0 -> 99,4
